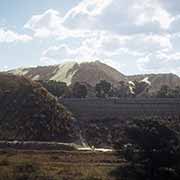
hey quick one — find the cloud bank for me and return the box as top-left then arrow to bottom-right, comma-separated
2,0 -> 180,75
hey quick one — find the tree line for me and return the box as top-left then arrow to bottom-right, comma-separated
38,80 -> 180,98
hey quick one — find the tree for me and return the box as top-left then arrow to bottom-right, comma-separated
156,85 -> 171,98
173,86 -> 180,97
63,87 -> 73,98
113,118 -> 180,180
109,81 -> 132,98
157,85 -> 180,98
72,82 -> 87,98
95,80 -> 112,98
118,81 -> 131,97
39,80 -> 68,97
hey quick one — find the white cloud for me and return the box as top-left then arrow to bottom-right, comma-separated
65,0 -> 112,17
40,31 -> 144,65
63,0 -> 175,34
25,0 -> 174,40
42,44 -> 78,61
101,33 -> 173,54
24,9 -> 95,39
138,50 -> 180,74
133,0 -> 174,29
143,34 -> 172,50
22,0 -> 180,75
24,9 -> 65,38
0,28 -> 32,43
40,30 -> 174,72
41,43 -> 100,64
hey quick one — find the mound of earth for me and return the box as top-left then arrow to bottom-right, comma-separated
9,61 -> 127,86
0,73 -> 78,142
9,61 -> 180,96
128,73 -> 180,94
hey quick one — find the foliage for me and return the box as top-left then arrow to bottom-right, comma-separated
39,79 -> 180,99
39,80 -> 68,97
95,80 -> 112,98
157,85 -> 180,98
114,118 -> 180,180
95,80 -> 150,98
0,74 -> 78,142
72,82 -> 87,98
109,81 -> 132,98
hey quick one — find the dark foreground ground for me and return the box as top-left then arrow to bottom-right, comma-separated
0,149 -> 123,180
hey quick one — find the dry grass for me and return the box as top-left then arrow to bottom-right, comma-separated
0,149 -> 122,180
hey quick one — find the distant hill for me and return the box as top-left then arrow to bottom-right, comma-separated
8,61 -> 180,94
9,61 -> 127,86
0,73 -> 78,142
128,73 -> 180,94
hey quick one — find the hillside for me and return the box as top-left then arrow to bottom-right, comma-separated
128,73 -> 180,94
9,61 -> 127,86
0,73 -> 78,142
8,61 -> 180,94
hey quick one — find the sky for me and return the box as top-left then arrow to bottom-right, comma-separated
0,0 -> 180,76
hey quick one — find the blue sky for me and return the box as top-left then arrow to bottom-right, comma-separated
0,0 -> 180,76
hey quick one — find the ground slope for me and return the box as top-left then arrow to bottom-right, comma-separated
8,61 -> 180,94
0,73 -> 78,142
128,73 -> 180,94
9,61 -> 127,86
